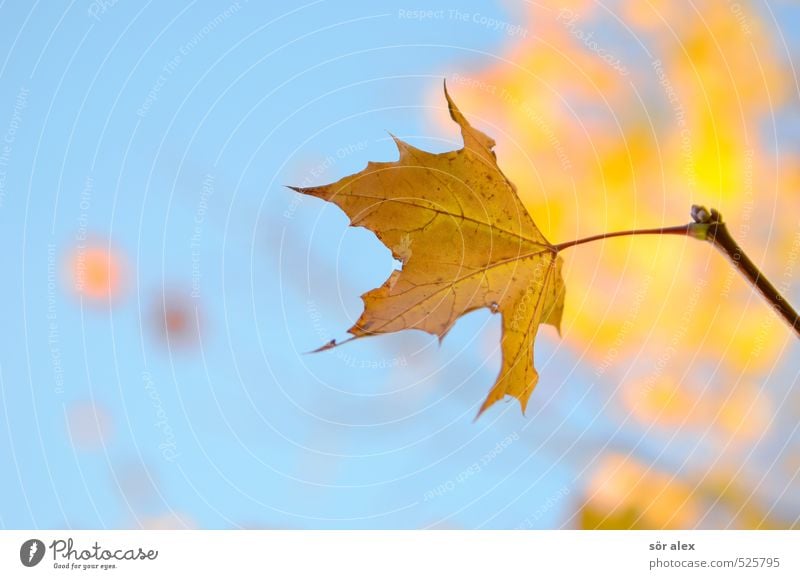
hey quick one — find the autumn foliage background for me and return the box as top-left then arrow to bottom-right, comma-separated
1,0 -> 799,529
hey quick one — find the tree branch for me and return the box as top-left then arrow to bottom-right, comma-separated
689,205 -> 800,338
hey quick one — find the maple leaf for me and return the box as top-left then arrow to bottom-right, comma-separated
290,82 -> 565,416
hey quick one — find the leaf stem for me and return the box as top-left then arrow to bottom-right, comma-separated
553,205 -> 800,339
552,224 -> 694,252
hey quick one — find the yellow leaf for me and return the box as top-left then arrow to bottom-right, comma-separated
291,82 -> 565,416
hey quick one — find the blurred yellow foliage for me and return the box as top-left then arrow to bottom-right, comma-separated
581,454 -> 794,529
620,377 -> 772,442
583,454 -> 702,528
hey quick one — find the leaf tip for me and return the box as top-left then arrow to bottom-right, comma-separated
307,339 -> 337,354
306,336 -> 357,354
443,80 -> 459,121
387,131 -> 412,157
550,318 -> 563,338
441,79 -> 496,155
475,390 -> 499,419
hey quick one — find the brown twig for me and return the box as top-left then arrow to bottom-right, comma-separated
690,205 -> 800,338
